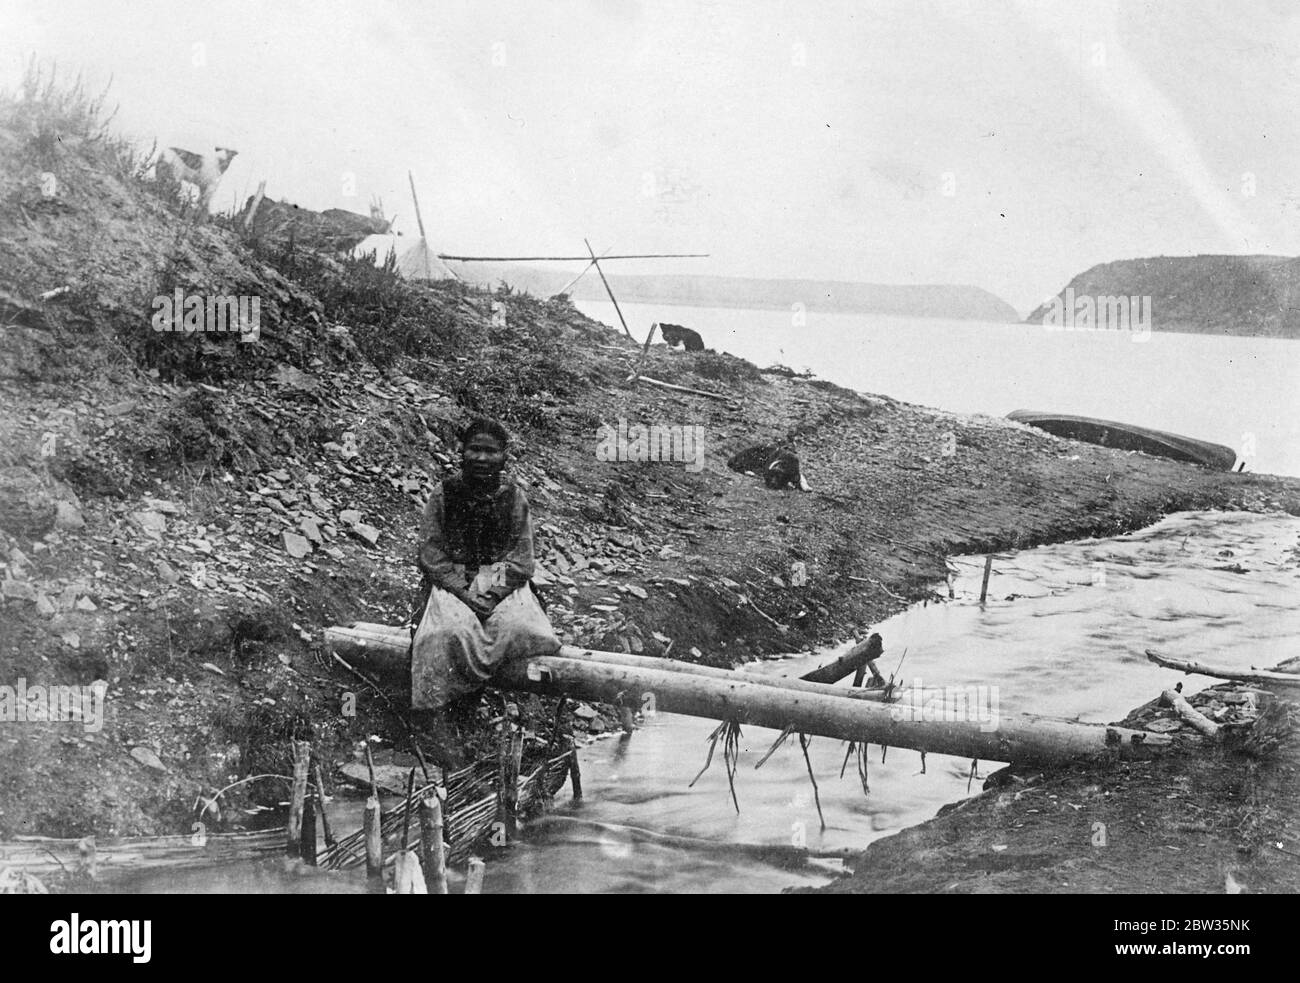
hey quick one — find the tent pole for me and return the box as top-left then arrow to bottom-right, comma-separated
408,171 -> 427,240
585,238 -> 634,339
556,246 -> 612,296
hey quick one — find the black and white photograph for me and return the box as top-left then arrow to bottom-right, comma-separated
0,0 -> 1296,928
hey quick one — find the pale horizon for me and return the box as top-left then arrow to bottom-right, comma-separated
4,0 -> 1298,313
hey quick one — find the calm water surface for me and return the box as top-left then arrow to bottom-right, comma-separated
575,301 -> 1300,478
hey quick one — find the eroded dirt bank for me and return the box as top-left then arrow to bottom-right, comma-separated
805,659 -> 1300,894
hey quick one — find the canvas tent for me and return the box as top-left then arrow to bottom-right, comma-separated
351,233 -> 457,280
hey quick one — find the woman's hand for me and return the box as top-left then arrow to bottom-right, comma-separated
452,587 -> 496,621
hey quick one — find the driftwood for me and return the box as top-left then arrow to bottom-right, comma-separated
1159,689 -> 1220,739
630,374 -> 734,403
328,624 -> 938,709
325,625 -> 1169,765
1146,650 -> 1300,689
799,634 -> 884,685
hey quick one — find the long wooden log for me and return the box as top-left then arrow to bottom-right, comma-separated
1146,650 -> 1300,689
327,624 -> 940,708
325,624 -> 1167,764
327,621 -> 1170,759
495,654 -> 1165,765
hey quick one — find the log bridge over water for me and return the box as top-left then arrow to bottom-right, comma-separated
326,623 -> 1170,766
0,626 -> 1174,893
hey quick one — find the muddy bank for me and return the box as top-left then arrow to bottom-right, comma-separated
805,659 -> 1300,894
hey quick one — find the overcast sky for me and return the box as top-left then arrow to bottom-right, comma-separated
4,0 -> 1298,312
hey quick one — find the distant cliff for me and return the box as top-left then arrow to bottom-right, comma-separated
1026,255 -> 1300,338
447,263 -> 1020,322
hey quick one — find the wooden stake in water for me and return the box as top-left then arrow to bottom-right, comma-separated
287,739 -> 312,857
419,792 -> 449,895
979,555 -> 994,604
465,857 -> 486,895
363,796 -> 383,888
312,758 -> 335,849
568,743 -> 583,800
498,705 -> 521,840
394,850 -> 427,894
300,794 -> 317,865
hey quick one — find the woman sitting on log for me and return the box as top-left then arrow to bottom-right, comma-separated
412,416 -> 560,764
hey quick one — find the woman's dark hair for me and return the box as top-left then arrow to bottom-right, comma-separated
459,415 -> 510,449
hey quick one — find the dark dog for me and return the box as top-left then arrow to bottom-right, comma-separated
727,444 -> 810,491
656,322 -> 705,351
764,449 -> 810,491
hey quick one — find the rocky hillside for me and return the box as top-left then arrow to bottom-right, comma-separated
1026,255 -> 1300,338
3,68 -> 1297,847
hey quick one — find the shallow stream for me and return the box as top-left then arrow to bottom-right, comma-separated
119,510 -> 1300,893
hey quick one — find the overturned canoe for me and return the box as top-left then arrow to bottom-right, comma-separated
1007,410 -> 1238,471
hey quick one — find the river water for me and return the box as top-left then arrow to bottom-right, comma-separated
574,301 -> 1300,478
478,509 -> 1300,893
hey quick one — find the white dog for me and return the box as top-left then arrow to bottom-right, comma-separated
156,146 -> 238,210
